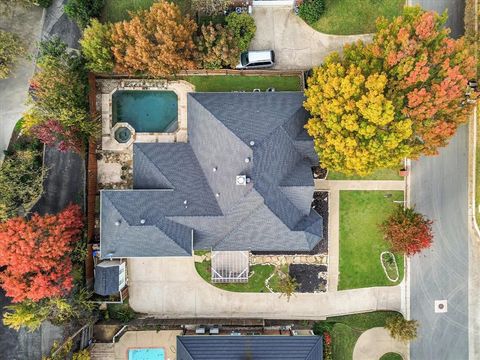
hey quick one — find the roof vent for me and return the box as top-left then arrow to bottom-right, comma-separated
213,166 -> 217,172
244,157 -> 250,163
183,200 -> 188,205
246,177 -> 251,184
249,141 -> 255,146
236,175 -> 247,186
140,219 -> 146,224
215,193 -> 220,198
114,220 -> 121,226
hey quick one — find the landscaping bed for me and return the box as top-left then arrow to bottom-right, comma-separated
102,0 -> 191,22
311,191 -> 328,253
289,264 -> 327,293
195,260 -> 281,293
183,75 -> 302,92
310,0 -> 404,35
339,191 -> 404,289
312,166 -> 327,179
313,311 -> 401,360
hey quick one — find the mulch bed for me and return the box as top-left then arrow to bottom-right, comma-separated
311,191 -> 328,253
311,166 -> 328,179
289,264 -> 327,293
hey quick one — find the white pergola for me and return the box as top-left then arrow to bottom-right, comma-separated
211,251 -> 249,283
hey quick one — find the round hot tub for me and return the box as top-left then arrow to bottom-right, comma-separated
114,126 -> 132,143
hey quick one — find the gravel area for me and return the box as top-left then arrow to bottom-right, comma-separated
312,191 -> 328,253
312,166 -> 328,179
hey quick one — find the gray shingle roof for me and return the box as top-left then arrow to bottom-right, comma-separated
176,335 -> 323,360
100,92 -> 323,258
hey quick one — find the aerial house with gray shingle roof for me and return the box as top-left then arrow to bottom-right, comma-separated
100,92 -> 324,263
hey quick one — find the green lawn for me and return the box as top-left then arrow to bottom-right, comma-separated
195,260 -> 281,292
101,0 -> 191,22
339,191 -> 404,289
380,353 -> 404,360
328,168 -> 402,181
312,0 -> 404,35
183,75 -> 302,92
314,311 -> 401,360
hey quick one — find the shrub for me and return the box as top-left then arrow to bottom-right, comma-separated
0,148 -> 45,221
64,0 -> 105,29
381,206 -> 433,255
196,23 -> 240,69
107,302 -> 136,323
191,0 -> 232,16
80,19 -> 114,72
298,0 -> 325,24
225,12 -> 256,52
385,315 -> 418,342
0,30 -> 24,79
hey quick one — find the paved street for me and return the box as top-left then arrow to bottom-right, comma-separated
409,0 -> 469,359
410,126 -> 469,359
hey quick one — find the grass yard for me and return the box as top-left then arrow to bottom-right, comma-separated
314,311 -> 401,360
312,0 -> 404,35
328,168 -> 402,181
195,260 -> 281,292
101,0 -> 190,22
339,191 -> 404,289
183,75 -> 302,92
380,353 -> 404,360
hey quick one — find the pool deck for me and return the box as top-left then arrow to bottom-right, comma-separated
115,330 -> 182,360
98,79 -> 193,152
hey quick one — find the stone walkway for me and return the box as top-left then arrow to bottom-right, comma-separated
250,6 -> 371,69
353,327 -> 408,360
315,180 -> 405,191
127,257 -> 401,319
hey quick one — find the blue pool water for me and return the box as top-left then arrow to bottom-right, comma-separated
112,90 -> 178,133
128,348 -> 165,360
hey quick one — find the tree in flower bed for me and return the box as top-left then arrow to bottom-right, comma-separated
381,206 -> 433,255
385,314 -> 418,342
305,6 -> 476,176
111,1 -> 197,77
0,204 -> 83,303
196,22 -> 240,69
298,0 -> 325,25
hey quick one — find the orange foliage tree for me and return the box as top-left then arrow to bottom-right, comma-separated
0,204 -> 83,302
111,1 -> 197,77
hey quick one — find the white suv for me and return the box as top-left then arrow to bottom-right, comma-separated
236,50 -> 275,69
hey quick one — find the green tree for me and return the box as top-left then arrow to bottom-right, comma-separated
80,19 -> 114,72
225,12 -> 256,52
64,0 -> 104,29
385,315 -> 418,342
196,23 -> 240,69
0,149 -> 45,220
277,270 -> 298,302
304,58 -> 414,176
0,29 -> 24,79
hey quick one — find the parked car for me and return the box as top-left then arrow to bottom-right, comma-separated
236,50 -> 275,69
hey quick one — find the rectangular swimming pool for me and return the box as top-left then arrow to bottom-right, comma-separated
112,90 -> 178,133
128,348 -> 165,360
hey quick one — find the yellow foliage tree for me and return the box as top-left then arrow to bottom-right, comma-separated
110,1 -> 197,77
304,58 -> 414,176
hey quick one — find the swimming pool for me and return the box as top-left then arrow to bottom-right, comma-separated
128,348 -> 165,360
112,90 -> 178,133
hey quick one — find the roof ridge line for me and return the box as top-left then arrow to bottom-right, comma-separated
134,144 -> 175,190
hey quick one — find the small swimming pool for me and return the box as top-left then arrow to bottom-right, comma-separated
112,90 -> 178,133
128,348 -> 165,360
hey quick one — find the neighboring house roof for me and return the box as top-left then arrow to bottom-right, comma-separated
94,263 -> 119,296
100,92 -> 323,258
176,335 -> 323,360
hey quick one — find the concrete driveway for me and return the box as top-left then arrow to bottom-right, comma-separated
127,257 -> 401,319
250,6 -> 371,70
0,4 -> 44,163
353,327 -> 408,360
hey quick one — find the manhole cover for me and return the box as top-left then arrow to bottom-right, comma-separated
434,300 -> 448,313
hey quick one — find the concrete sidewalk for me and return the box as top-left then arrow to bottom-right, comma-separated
315,179 -> 405,191
127,257 -> 401,319
353,327 -> 408,360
